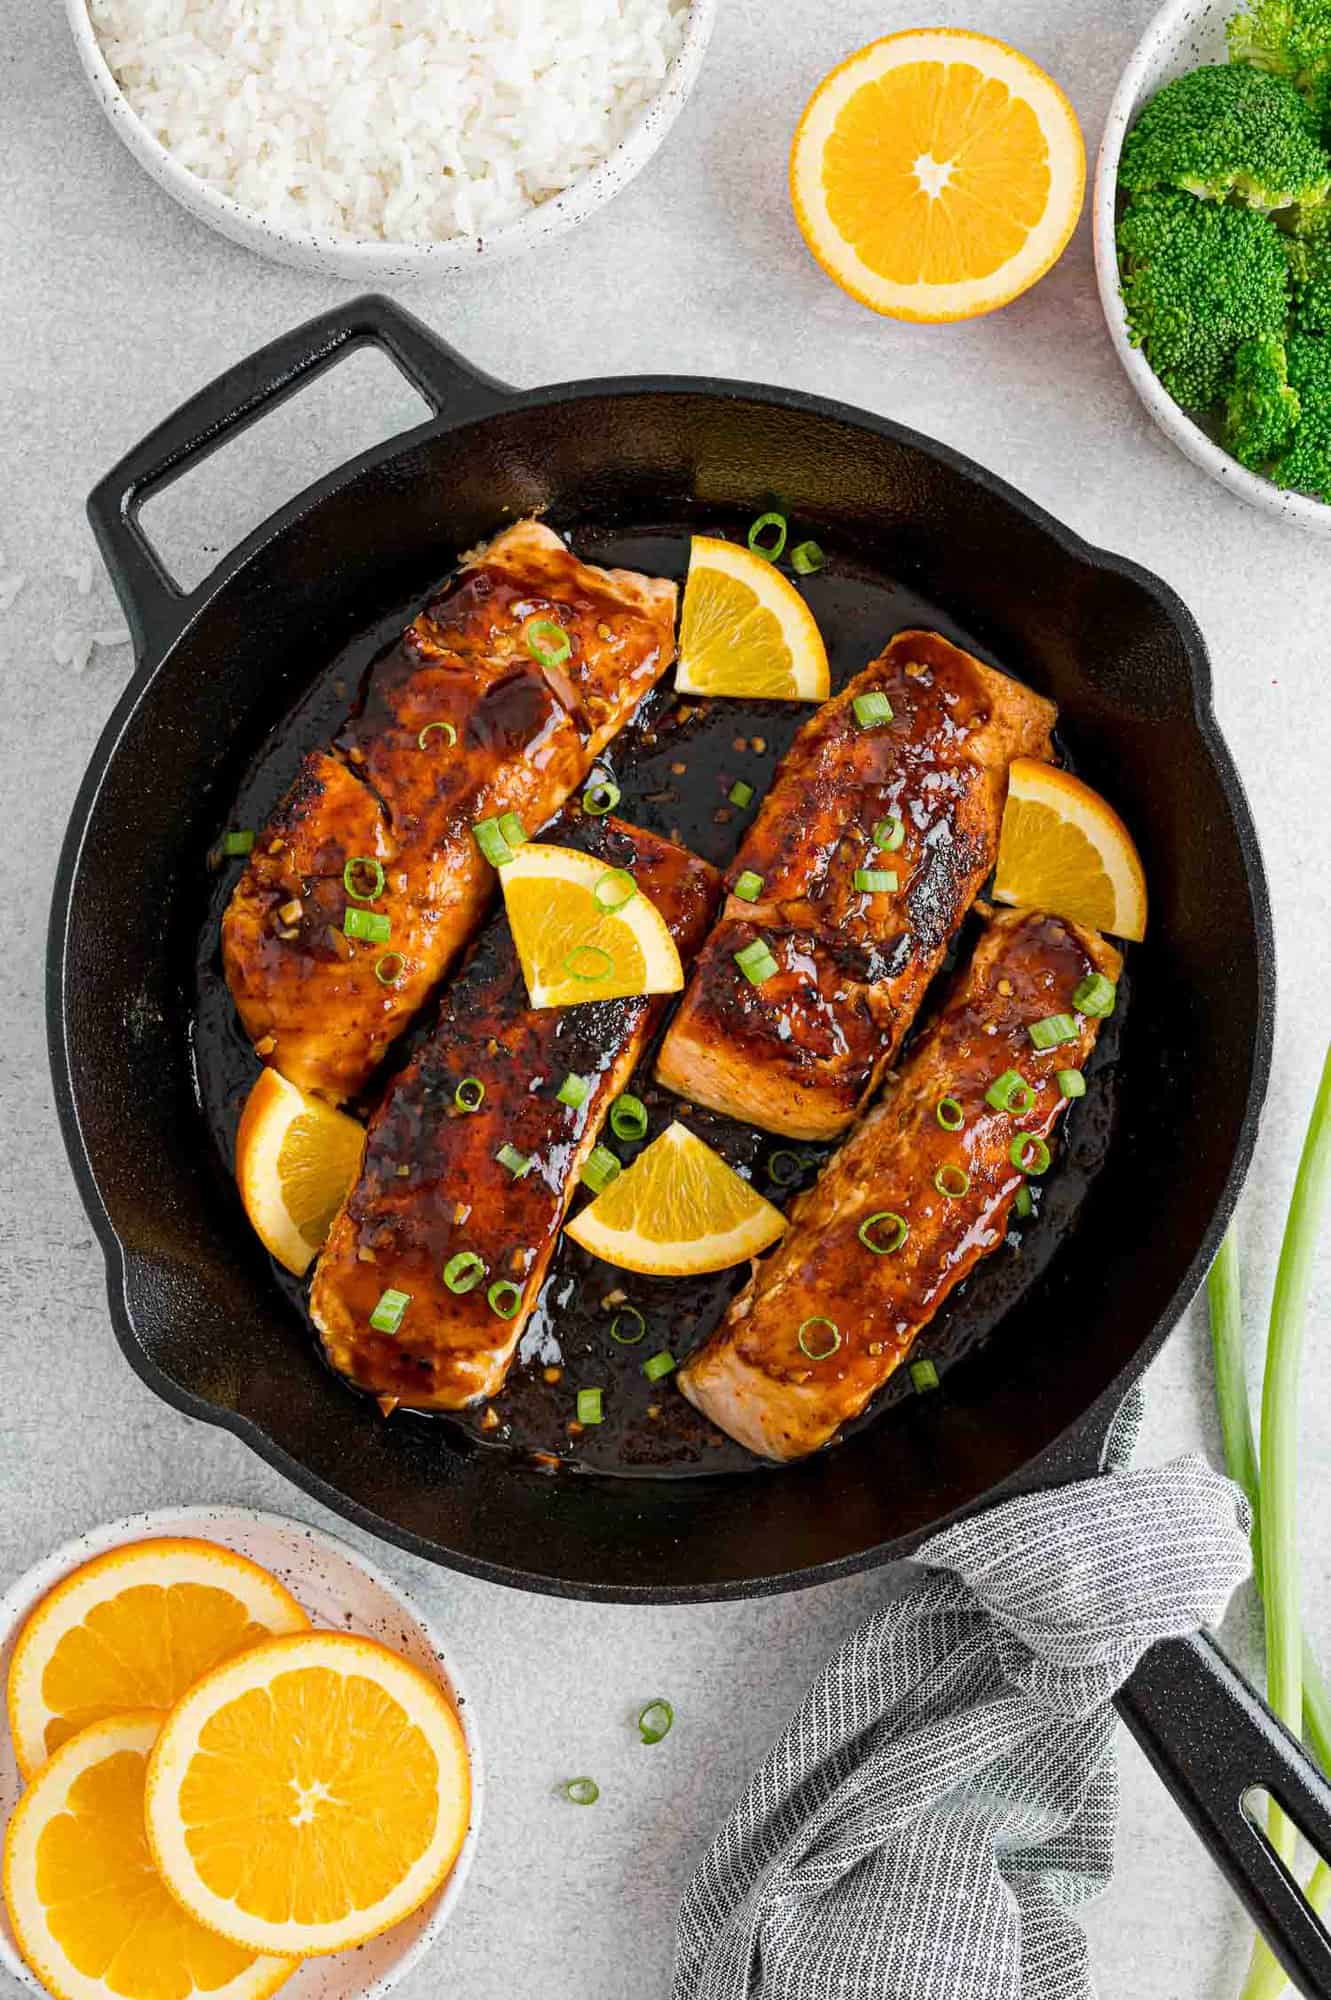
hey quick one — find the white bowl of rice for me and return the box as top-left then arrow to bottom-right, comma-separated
66,0 -> 714,280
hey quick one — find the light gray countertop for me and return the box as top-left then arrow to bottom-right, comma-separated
2,1 -> 1330,1994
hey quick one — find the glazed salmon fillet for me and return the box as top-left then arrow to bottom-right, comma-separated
222,522 -> 677,1103
655,631 -> 1056,1139
678,908 -> 1122,1460
310,817 -> 718,1411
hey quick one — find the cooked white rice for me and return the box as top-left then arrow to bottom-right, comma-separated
87,0 -> 692,243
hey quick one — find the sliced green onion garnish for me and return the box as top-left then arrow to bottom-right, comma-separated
373,952 -> 405,987
455,1076 -> 485,1112
642,1350 -> 676,1382
797,1315 -> 841,1360
985,1069 -> 1034,1115
911,1358 -> 939,1393
610,1094 -> 649,1142
1073,973 -> 1117,1018
497,810 -> 527,851
496,1141 -> 533,1179
594,868 -> 637,913
581,1145 -> 621,1193
418,719 -> 457,749
610,1307 -> 646,1345
1010,1133 -> 1051,1176
936,1095 -> 964,1131
222,829 -> 255,857
557,1073 -> 591,1109
487,1278 -> 524,1319
576,1387 -> 604,1426
934,1164 -> 970,1200
369,1288 -> 410,1335
582,775 -> 621,816
790,540 -> 824,575
747,511 -> 787,561
443,1252 -> 486,1294
873,816 -> 905,852
524,617 -> 571,668
728,781 -> 754,808
472,816 -> 515,869
637,1698 -> 674,1744
733,870 -> 764,902
563,1777 -> 599,1806
1057,1068 -> 1086,1099
852,690 -> 893,729
1029,1012 -> 1078,1051
563,944 -> 614,983
343,856 -> 385,903
1014,1184 -> 1034,1218
853,868 -> 898,894
858,1210 -> 908,1254
734,938 -> 778,986
767,1149 -> 803,1187
344,907 -> 391,944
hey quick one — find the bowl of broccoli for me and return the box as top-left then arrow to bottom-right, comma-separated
1095,0 -> 1331,530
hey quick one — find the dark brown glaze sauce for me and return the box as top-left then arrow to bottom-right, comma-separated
192,525 -> 1126,1478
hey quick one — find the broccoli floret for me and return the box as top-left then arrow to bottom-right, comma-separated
1223,335 -> 1302,463
1119,63 -> 1330,208
1228,0 -> 1331,129
1286,224 -> 1331,324
1117,191 -> 1291,409
1269,330 -> 1331,491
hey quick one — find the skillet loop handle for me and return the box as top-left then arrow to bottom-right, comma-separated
87,293 -> 513,660
1118,1633 -> 1331,1998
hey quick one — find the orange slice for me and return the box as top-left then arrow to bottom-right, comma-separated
2,1711 -> 293,2000
144,1631 -> 471,1959
235,1068 -> 365,1276
790,29 -> 1085,321
499,842 -> 684,1008
993,759 -> 1148,940
564,1120 -> 787,1275
7,1538 -> 309,1780
675,537 -> 830,700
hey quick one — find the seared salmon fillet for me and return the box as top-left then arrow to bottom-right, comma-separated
222,522 -> 677,1103
678,908 -> 1122,1459
310,817 -> 718,1410
656,631 -> 1056,1139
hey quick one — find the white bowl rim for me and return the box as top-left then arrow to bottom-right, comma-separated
0,1504 -> 483,2000
63,0 -> 716,271
1093,0 -> 1331,531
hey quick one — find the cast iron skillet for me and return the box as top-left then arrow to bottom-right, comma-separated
48,296 -> 1331,1990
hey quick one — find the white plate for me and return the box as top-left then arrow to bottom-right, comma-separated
1093,0 -> 1331,533
0,1507 -> 482,2000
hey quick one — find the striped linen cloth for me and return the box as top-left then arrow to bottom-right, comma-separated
673,1395 -> 1251,2000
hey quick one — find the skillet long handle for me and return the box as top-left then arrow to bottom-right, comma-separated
1118,1633 -> 1331,1997
87,294 -> 513,657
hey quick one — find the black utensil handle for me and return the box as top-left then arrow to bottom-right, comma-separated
1118,1633 -> 1331,1996
87,293 -> 512,658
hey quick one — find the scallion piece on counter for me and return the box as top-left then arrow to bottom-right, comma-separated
1010,1133 -> 1051,1176
873,816 -> 906,852
373,952 -> 405,987
733,870 -> 764,902
443,1252 -> 485,1295
472,816 -> 515,869
610,1093 -> 649,1143
576,1387 -> 604,1426
747,511 -> 788,561
594,868 -> 637,913
728,780 -> 754,808
858,1210 -> 908,1255
582,775 -> 621,816
524,617 -> 571,667
611,1307 -> 646,1345
642,1350 -> 676,1382
496,1141 -> 533,1179
790,540 -> 825,575
222,829 -> 255,857
563,1777 -> 599,1806
638,1698 -> 674,1744
1057,1069 -> 1087,1099
418,720 -> 457,749
852,691 -> 893,729
767,1149 -> 803,1186
563,944 -> 614,983
581,1145 -> 621,1193
487,1279 -> 524,1320
1073,972 -> 1118,1018
911,1358 -> 940,1393
1029,1012 -> 1078,1050
985,1069 -> 1034,1115
798,1316 -> 841,1360
455,1076 -> 485,1112
344,907 -> 391,944
557,1073 -> 591,1110
343,855 -> 385,903
734,938 -> 778,986
936,1094 -> 964,1131
497,810 -> 527,851
1014,1185 -> 1034,1219
369,1288 -> 410,1335
934,1164 -> 970,1200
853,867 -> 898,894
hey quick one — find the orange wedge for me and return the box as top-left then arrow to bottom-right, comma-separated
790,29 -> 1085,321
499,842 -> 684,1008
235,1068 -> 365,1276
675,537 -> 830,701
144,1631 -> 471,1959
993,759 -> 1148,940
564,1120 -> 787,1275
7,1538 -> 309,1780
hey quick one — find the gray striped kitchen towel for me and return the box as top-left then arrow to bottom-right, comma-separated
674,1393 -> 1251,2000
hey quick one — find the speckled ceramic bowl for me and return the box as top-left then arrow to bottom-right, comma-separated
0,1507 -> 482,1999
1094,0 -> 1331,533
63,0 -> 716,280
